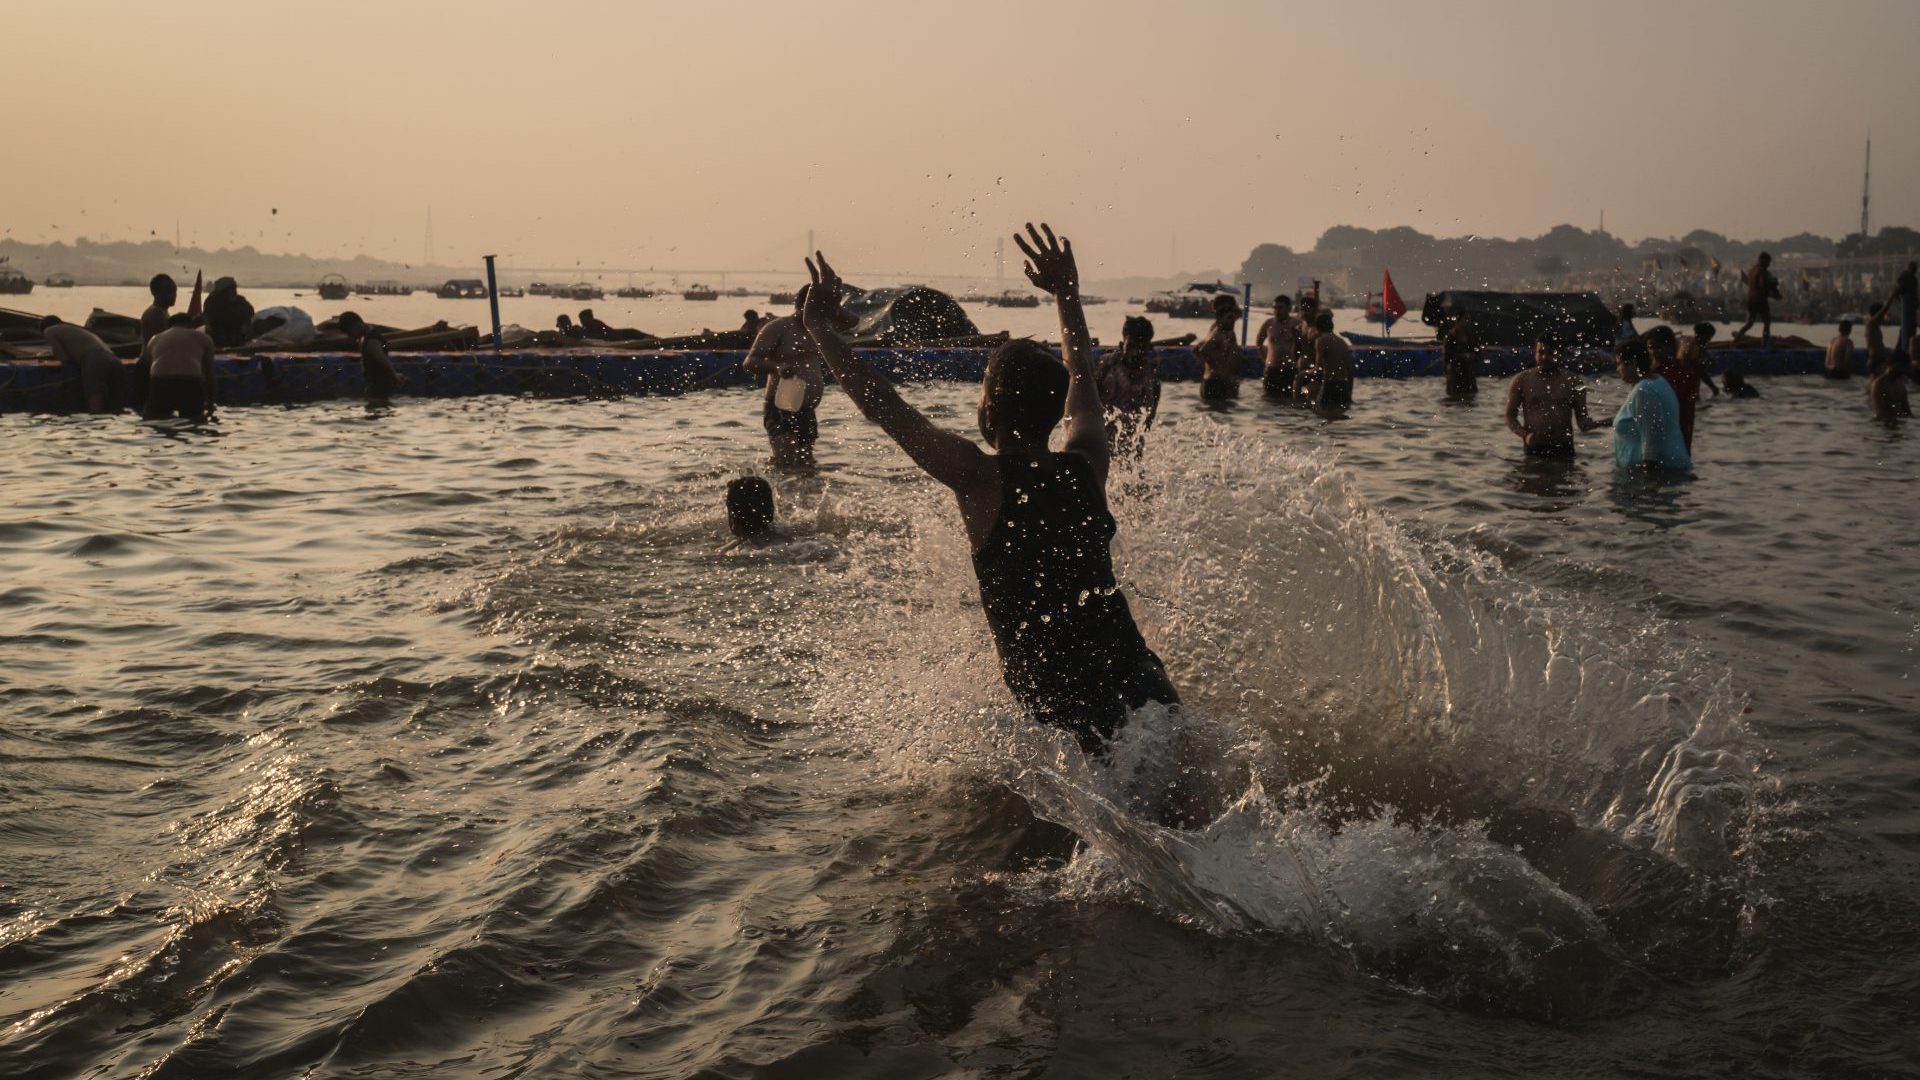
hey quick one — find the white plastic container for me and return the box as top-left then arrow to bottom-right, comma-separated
774,376 -> 809,413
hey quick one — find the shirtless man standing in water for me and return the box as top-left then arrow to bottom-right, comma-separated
1504,336 -> 1601,456
743,286 -> 847,468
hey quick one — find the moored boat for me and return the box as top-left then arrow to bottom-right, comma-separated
0,268 -> 34,296
683,285 -> 719,301
436,279 -> 488,299
768,290 -> 797,306
317,273 -> 350,300
44,273 -> 75,289
987,291 -> 1041,308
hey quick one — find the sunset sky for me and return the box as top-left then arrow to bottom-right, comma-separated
5,0 -> 1916,279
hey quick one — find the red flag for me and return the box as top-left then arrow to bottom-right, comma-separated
186,270 -> 203,319
1380,268 -> 1407,319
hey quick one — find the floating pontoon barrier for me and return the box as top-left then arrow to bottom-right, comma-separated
0,345 -> 1862,415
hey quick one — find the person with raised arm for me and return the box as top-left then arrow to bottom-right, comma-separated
796,224 -> 1180,759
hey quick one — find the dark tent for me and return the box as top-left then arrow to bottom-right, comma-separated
1420,290 -> 1619,349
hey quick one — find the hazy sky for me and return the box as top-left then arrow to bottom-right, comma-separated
5,0 -> 1916,280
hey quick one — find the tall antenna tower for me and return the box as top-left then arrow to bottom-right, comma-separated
425,207 -> 435,266
1860,135 -> 1872,240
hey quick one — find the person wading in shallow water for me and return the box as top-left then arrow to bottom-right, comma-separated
1441,314 -> 1480,398
1255,294 -> 1299,399
1096,314 -> 1161,456
743,286 -> 850,469
139,313 -> 217,422
1504,336 -> 1602,457
797,224 -> 1181,763
337,312 -> 399,406
1193,293 -> 1243,403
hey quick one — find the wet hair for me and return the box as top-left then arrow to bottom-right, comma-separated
167,312 -> 195,327
39,314 -> 62,330
1121,315 -> 1154,346
1271,294 -> 1291,310
1619,303 -> 1636,318
1313,311 -> 1334,333
743,309 -> 758,321
1535,334 -> 1565,361
1757,252 -> 1772,264
338,311 -> 366,335
1838,319 -> 1853,334
1694,322 -> 1716,340
725,477 -> 775,537
1298,295 -> 1319,311
1644,325 -> 1678,354
1618,337 -> 1652,375
978,338 -> 1067,447
556,314 -> 574,327
1212,294 -> 1240,317
149,273 -> 176,298
579,308 -> 595,321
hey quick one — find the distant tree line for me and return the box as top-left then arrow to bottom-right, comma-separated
1240,224 -> 1919,301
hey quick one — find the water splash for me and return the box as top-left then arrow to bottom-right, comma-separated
801,419 -> 1759,1014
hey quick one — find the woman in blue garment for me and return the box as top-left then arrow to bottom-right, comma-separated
1612,338 -> 1692,472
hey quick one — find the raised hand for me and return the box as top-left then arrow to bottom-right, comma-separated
802,251 -> 844,328
1013,222 -> 1078,299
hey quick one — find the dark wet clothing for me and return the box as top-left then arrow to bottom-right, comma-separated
1525,440 -> 1576,459
1262,365 -> 1296,398
145,375 -> 208,422
971,452 -> 1177,753
1201,376 -> 1239,401
762,400 -> 818,445
1316,380 -> 1353,411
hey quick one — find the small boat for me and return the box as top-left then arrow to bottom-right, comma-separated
683,285 -> 719,301
0,268 -> 35,296
615,286 -> 656,299
498,286 -> 526,298
528,282 -> 553,296
317,273 -> 350,300
1148,282 -> 1243,319
354,280 -> 412,296
1080,295 -> 1109,305
436,279 -> 488,299
44,273 -> 75,289
958,291 -> 989,304
988,291 -> 1041,308
724,286 -> 751,297
562,283 -> 605,301
768,291 -> 798,306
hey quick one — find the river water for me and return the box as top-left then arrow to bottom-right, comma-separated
1,376 -> 1915,1077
